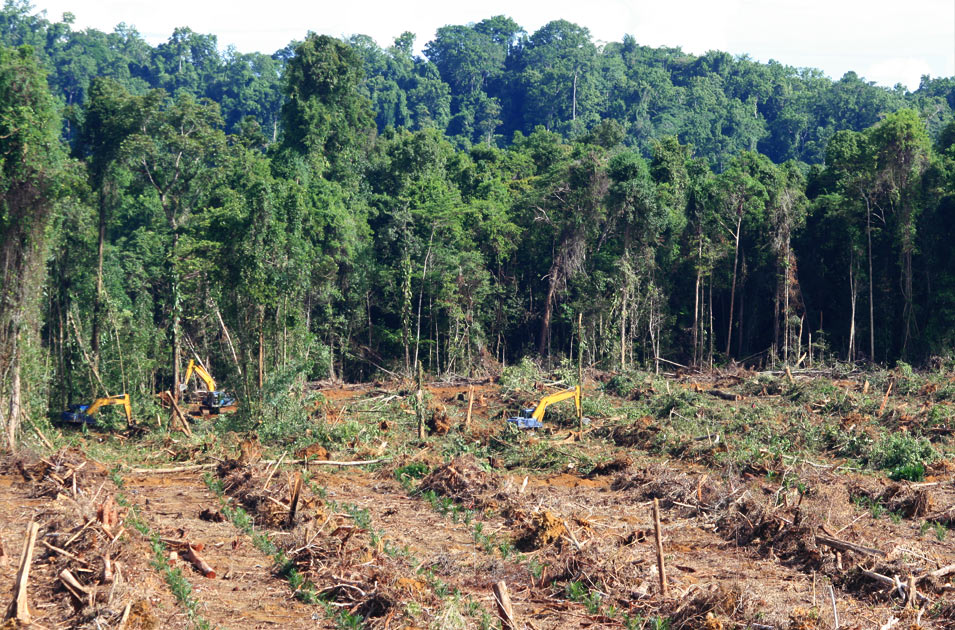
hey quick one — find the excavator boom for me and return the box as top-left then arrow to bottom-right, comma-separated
61,394 -> 131,426
507,386 -> 581,429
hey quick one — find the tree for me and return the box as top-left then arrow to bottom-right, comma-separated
0,45 -> 73,449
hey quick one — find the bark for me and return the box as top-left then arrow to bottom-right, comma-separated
4,342 -> 20,452
866,197 -> 875,362
725,207 -> 743,358
692,240 -> 702,367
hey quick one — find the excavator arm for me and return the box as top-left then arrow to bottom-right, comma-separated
63,394 -> 131,426
530,386 -> 581,421
507,386 -> 581,428
182,359 -> 217,393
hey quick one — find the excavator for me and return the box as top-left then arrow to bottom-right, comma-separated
178,359 -> 236,414
60,394 -> 132,427
507,386 -> 581,429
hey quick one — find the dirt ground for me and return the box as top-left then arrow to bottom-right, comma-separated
3,368 -> 955,629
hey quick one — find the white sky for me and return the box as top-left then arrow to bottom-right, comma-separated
29,0 -> 955,90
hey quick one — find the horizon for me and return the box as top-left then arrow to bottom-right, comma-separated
25,0 -> 955,91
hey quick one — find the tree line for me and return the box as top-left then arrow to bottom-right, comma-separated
1,4 -> 955,448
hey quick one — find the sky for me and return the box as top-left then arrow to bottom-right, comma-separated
28,0 -> 955,91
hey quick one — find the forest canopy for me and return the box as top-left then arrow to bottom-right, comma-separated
2,1 -> 955,447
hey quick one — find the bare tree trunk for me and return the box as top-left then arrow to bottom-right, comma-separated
866,198 -> 875,362
725,209 -> 743,358
692,239 -> 702,367
784,248 -> 791,363
848,251 -> 857,361
92,190 -> 106,366
4,339 -> 20,452
539,267 -> 559,356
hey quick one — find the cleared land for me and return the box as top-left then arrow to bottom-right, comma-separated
2,363 -> 955,629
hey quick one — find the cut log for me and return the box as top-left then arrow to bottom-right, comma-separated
464,386 -> 474,431
160,538 -> 204,552
58,568 -> 90,597
705,389 -> 741,401
5,521 -> 39,624
102,555 -> 113,584
183,544 -> 215,579
287,472 -> 304,526
815,534 -> 887,558
653,498 -> 668,598
492,580 -> 517,630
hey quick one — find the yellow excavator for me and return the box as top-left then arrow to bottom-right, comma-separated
60,393 -> 132,427
507,386 -> 581,429
179,359 -> 236,414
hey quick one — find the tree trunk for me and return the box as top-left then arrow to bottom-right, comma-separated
725,208 -> 743,358
538,265 -> 560,356
4,339 -> 20,452
866,197 -> 875,362
92,189 -> 107,366
692,240 -> 702,367
848,255 -> 857,361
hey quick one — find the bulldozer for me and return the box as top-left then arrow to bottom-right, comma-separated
178,359 -> 236,415
60,393 -> 132,427
507,386 -> 582,429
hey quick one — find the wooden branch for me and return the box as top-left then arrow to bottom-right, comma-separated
464,386 -> 474,431
58,568 -> 90,596
159,538 -> 204,552
5,522 -> 39,624
167,395 -> 192,437
128,463 -> 218,474
492,580 -> 517,630
41,540 -> 88,565
183,544 -> 215,578
860,569 -> 929,603
828,584 -> 839,630
287,472 -> 304,526
815,534 -> 887,558
102,555 -> 113,584
263,451 -> 286,490
653,498 -> 668,598
118,602 -> 132,630
878,381 -> 893,415
929,563 -> 955,580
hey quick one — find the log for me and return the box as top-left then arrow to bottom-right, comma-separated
128,463 -> 218,474
705,389 -> 741,401
168,395 -> 193,437
859,569 -> 929,603
464,386 -> 474,431
127,458 -> 389,475
287,472 -> 304,526
5,522 -> 39,623
815,534 -> 887,558
492,580 -> 517,630
58,568 -> 90,596
183,544 -> 215,579
160,538 -> 204,552
102,555 -> 113,584
653,498 -> 668,598
878,381 -> 893,415
929,563 -> 955,580
118,602 -> 132,630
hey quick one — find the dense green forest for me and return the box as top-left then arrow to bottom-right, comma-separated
2,1 -> 955,447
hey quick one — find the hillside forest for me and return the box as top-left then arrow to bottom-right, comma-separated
2,2 -> 955,446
